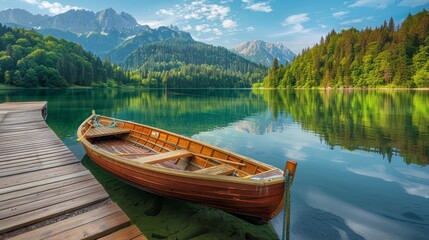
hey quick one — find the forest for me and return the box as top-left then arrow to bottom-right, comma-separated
0,25 -> 266,88
123,39 -> 267,88
0,24 -> 133,87
257,10 -> 429,88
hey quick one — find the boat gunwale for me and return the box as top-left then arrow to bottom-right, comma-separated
77,113 -> 285,186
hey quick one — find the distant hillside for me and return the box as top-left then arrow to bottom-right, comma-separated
123,39 -> 268,88
107,27 -> 192,63
232,40 -> 295,66
0,8 -> 269,88
258,10 -> 429,88
0,8 -> 192,60
0,24 -> 132,87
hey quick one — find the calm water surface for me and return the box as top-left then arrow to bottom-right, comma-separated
1,89 -> 428,240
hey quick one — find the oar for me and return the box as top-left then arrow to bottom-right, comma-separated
77,123 -> 93,142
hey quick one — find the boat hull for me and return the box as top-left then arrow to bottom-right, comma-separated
77,113 -> 291,222
83,144 -> 285,221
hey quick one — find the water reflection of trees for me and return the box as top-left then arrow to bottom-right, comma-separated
2,88 -> 427,166
110,89 -> 268,136
0,88 -> 268,138
254,89 -> 429,166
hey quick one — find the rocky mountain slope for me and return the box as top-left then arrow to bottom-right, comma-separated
0,8 -> 192,61
232,40 -> 295,66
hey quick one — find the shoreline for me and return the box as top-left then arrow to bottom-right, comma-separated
253,87 -> 429,91
1,83 -> 429,91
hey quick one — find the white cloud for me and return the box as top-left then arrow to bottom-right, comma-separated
212,28 -> 223,35
319,24 -> 327,28
333,11 -> 349,18
184,12 -> 202,19
194,24 -> 223,35
349,0 -> 394,9
397,168 -> 429,180
279,13 -> 311,35
282,13 -> 310,26
138,20 -> 165,28
245,2 -> 273,12
340,18 -> 363,25
398,0 -> 429,7
348,165 -> 429,199
24,0 -> 81,15
222,19 -> 237,29
157,9 -> 175,16
152,0 -> 238,39
206,4 -> 230,20
24,0 -> 38,4
182,24 -> 193,31
174,1 -> 229,21
195,24 -> 210,31
340,16 -> 373,25
246,26 -> 255,32
193,36 -> 221,42
306,190 -> 417,240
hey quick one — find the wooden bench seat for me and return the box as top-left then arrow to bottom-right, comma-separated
129,149 -> 193,165
194,164 -> 236,175
86,127 -> 131,139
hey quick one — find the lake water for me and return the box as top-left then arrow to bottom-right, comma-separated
1,88 -> 428,240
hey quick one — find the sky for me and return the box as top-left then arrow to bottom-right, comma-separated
0,0 -> 428,53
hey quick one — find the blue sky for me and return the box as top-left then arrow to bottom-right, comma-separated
1,0 -> 428,53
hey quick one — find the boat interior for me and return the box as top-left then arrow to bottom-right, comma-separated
83,117 -> 284,180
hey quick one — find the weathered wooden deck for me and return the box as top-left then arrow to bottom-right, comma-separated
0,102 -> 146,240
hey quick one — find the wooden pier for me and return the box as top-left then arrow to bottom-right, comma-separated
0,102 -> 146,239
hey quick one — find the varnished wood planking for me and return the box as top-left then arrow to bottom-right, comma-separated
0,188 -> 109,233
0,170 -> 92,196
0,179 -> 100,211
9,203 -> 125,240
86,127 -> 131,138
0,174 -> 96,202
48,211 -> 130,239
9,204 -> 145,240
0,159 -> 78,177
99,225 -> 146,240
0,102 -> 146,239
0,184 -> 106,220
0,164 -> 87,189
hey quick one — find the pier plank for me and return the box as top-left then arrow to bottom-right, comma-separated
9,203 -> 124,240
0,102 -> 146,239
0,178 -> 100,211
99,225 -> 146,240
0,189 -> 109,234
0,164 -> 86,189
49,211 -> 130,239
0,184 -> 106,220
0,174 -> 95,202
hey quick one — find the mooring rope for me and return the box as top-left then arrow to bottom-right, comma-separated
93,114 -> 103,127
281,170 -> 292,240
109,118 -> 117,128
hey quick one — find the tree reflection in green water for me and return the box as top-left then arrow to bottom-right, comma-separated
1,88 -> 427,166
254,89 -> 429,166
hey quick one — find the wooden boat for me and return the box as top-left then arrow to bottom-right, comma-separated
77,112 -> 297,222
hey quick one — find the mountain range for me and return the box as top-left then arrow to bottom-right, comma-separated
0,7 -> 299,89
0,8 -> 295,67
0,8 -> 192,61
232,40 -> 295,67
